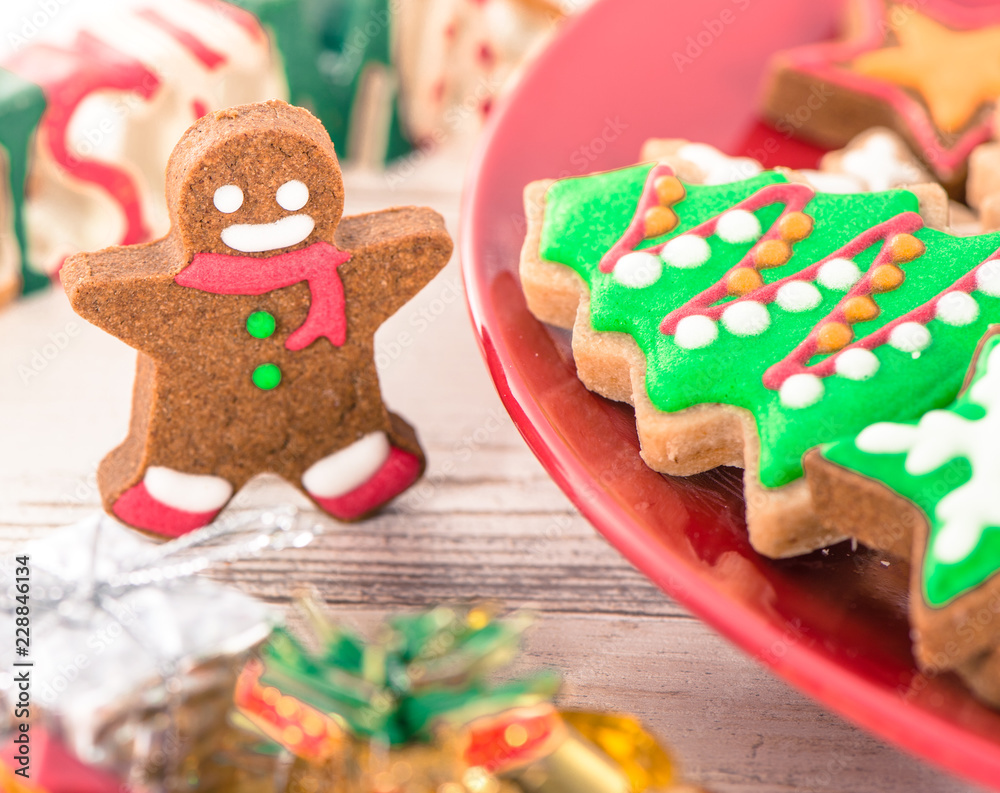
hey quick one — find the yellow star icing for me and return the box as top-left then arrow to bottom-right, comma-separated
851,7 -> 1000,133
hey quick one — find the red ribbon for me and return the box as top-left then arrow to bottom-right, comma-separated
175,241 -> 352,350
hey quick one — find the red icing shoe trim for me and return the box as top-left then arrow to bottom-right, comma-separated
177,241 -> 352,350
310,446 -> 421,521
112,481 -> 219,538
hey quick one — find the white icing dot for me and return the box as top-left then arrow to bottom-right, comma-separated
834,348 -> 880,380
975,259 -> 1000,297
721,301 -> 770,336
276,179 -> 309,211
612,252 -> 663,288
935,292 -> 979,326
674,315 -> 718,349
816,258 -> 862,291
660,234 -> 710,269
213,184 -> 243,213
715,210 -> 762,244
888,322 -> 931,353
775,281 -> 822,312
780,374 -> 824,408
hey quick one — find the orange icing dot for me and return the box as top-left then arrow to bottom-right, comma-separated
276,696 -> 300,719
816,322 -> 853,353
282,725 -> 304,746
779,211 -> 813,242
843,295 -> 880,324
726,267 -> 764,295
753,239 -> 792,268
888,233 -> 925,263
870,263 -> 905,293
654,175 -> 686,206
644,205 -> 678,238
302,712 -> 327,737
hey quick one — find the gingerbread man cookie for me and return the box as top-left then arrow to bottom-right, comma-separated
62,101 -> 453,537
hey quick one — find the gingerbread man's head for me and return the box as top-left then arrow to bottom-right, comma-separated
165,100 -> 345,260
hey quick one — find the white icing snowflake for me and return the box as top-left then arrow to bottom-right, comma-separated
676,143 -> 763,185
839,131 -> 929,192
856,344 -> 1000,564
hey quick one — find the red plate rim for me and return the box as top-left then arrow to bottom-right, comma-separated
458,0 -> 1000,787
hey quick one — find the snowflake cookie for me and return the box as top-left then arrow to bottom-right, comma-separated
808,328 -> 1000,706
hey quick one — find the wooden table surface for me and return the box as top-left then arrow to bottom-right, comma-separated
0,153 -> 983,793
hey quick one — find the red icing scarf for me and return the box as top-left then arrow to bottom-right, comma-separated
175,240 -> 352,350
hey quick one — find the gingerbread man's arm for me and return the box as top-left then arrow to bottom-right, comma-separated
62,238 -> 183,352
336,207 -> 453,333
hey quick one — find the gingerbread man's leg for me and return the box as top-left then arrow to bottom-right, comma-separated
302,413 -> 424,521
99,355 -> 238,538
110,467 -> 235,538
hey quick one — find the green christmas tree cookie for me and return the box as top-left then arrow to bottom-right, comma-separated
521,159 -> 1000,558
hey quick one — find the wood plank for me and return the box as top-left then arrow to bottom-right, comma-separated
0,160 -> 982,793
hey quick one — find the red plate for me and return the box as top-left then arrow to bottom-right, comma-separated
460,0 -> 1000,787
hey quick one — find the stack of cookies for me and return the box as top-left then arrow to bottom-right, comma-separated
519,0 -> 1000,708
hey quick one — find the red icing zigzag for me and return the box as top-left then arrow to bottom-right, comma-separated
605,170 -> 1000,391
657,182 -> 815,334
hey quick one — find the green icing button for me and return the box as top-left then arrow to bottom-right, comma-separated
247,311 -> 276,339
252,363 -> 281,390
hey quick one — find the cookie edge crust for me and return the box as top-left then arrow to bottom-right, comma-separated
519,178 -> 842,558
805,448 -> 1000,686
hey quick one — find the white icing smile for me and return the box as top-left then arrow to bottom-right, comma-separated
221,214 -> 315,253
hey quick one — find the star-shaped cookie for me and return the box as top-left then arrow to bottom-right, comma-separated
763,0 -> 1000,194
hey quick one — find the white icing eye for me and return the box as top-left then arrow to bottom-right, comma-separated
213,184 -> 243,213
276,180 -> 309,211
